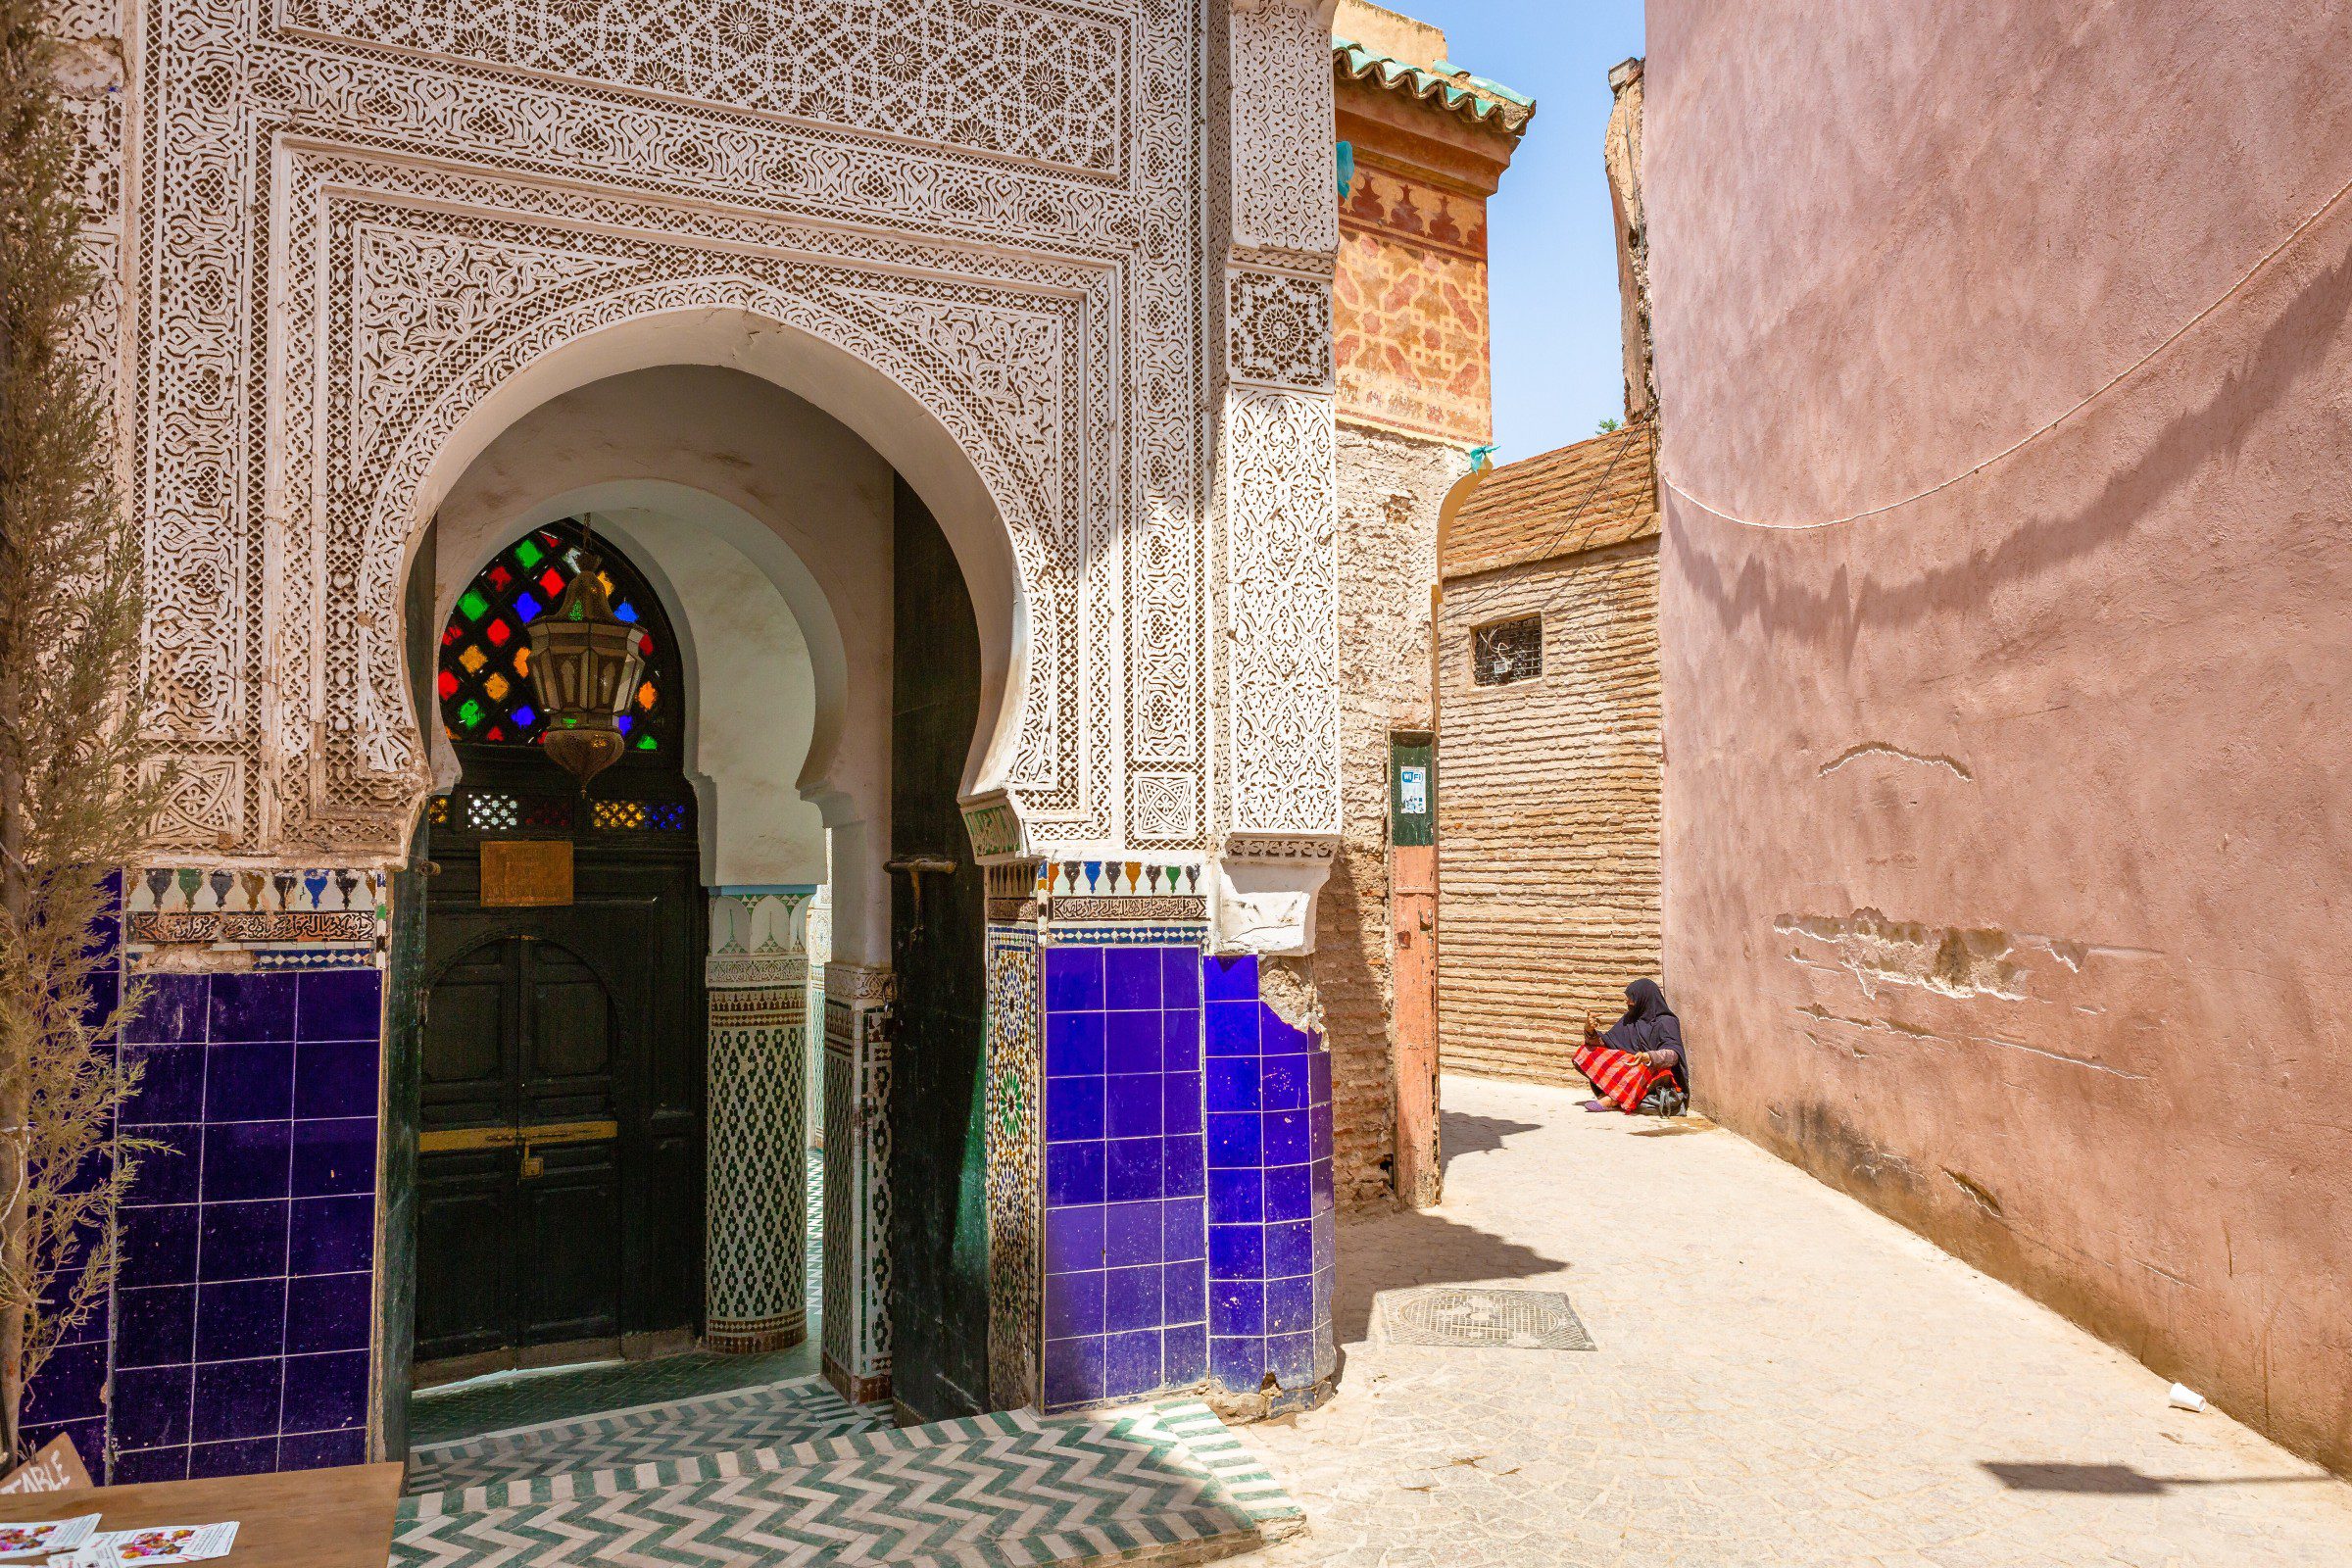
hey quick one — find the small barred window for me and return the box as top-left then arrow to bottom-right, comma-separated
1472,615 -> 1544,686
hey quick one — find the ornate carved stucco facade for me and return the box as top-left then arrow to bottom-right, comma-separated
41,0 -> 1379,1482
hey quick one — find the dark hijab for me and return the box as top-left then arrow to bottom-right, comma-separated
1603,979 -> 1685,1084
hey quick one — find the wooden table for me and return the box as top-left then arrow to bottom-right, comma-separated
0,1462 -> 403,1568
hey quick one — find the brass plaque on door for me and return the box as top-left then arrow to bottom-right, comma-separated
480,838 -> 574,906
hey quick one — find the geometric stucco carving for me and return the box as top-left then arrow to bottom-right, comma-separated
130,0 -> 1250,861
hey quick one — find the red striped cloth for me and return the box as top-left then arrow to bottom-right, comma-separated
1575,1037 -> 1671,1114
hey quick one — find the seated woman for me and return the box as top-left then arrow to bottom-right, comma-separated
1575,979 -> 1687,1113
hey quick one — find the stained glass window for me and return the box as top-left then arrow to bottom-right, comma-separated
439,524 -> 680,757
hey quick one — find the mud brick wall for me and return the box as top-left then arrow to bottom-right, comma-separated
1436,537 -> 1663,1086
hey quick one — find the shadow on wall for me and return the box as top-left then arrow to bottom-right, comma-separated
1439,1108 -> 1542,1177
1327,1206 -> 1568,1348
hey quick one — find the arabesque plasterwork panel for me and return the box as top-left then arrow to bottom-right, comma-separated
132,0 -> 1216,859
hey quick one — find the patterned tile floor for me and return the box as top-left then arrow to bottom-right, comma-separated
409,1152 -> 828,1449
397,1401 -> 1304,1568
406,1375 -> 892,1494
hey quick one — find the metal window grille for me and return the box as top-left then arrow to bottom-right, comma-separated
1472,615 -> 1543,686
465,792 -> 519,832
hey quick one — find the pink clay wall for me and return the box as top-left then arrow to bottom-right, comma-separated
1644,4 -> 2352,1471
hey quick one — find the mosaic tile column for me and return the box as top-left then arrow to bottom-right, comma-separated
820,961 -> 893,1404
983,924 -> 1043,1409
706,893 -> 813,1353
1203,954 -> 1337,1411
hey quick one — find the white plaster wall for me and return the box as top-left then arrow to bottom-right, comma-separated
602,509 -> 825,887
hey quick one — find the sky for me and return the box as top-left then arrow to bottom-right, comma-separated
1390,0 -> 1647,464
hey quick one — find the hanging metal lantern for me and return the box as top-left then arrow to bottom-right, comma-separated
525,531 -> 645,786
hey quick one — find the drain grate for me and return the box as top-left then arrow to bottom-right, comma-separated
1373,1287 -> 1595,1351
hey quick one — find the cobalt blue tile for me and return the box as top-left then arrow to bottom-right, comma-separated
208,973 -> 297,1044
1164,1322 -> 1207,1386
1103,1265 -> 1159,1332
1105,1137 -> 1161,1202
295,968 -> 381,1043
285,1271 -> 370,1353
1202,954 -> 1257,1003
205,1041 -> 295,1121
279,1348 -> 368,1432
1043,1336 -> 1104,1408
1268,1331 -> 1316,1386
1266,1219 -> 1313,1279
1161,1197 -> 1205,1261
188,1436 -> 277,1479
1205,1112 -> 1259,1169
130,1133 -> 201,1204
122,1202 -> 199,1288
1162,1137 -> 1205,1199
1161,1072 -> 1202,1136
1310,1108 -> 1334,1160
1102,1200 -> 1160,1269
291,1117 -> 374,1198
1044,1010 -> 1103,1078
1161,949 -> 1200,1008
1102,1012 -> 1160,1075
1045,1077 -> 1103,1142
294,1039 -> 378,1119
191,1355 -> 283,1443
1209,1335 -> 1263,1389
1103,947 -> 1160,1010
1261,1054 -> 1306,1111
1265,1163 -> 1311,1223
1261,1007 -> 1312,1056
1043,1203 -> 1103,1273
1162,1261 -> 1206,1325
1045,1143 -> 1104,1207
113,1445 -> 189,1483
198,1200 -> 288,1283
1043,947 -> 1103,1013
1266,1274 -> 1315,1336
1205,1003 -> 1258,1056
21,1420 -> 103,1481
1207,1223 -> 1263,1282
289,1195 -> 373,1276
1307,1051 -> 1333,1103
112,1363 -> 193,1450
82,971 -> 121,1033
1160,1011 -> 1200,1074
1207,1055 -> 1260,1119
116,1285 -> 195,1368
1105,1074 -> 1160,1139
1313,1222 -> 1338,1274
1103,1328 -> 1161,1398
279,1427 -> 366,1471
22,1341 -> 104,1425
1264,1109 -> 1308,1166
194,1276 -> 285,1360
1043,1270 -> 1102,1339
125,975 -> 209,1043
123,1043 -> 205,1124
1208,1167 -> 1263,1225
203,1120 -> 292,1201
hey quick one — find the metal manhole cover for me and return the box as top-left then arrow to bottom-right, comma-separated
1373,1287 -> 1595,1351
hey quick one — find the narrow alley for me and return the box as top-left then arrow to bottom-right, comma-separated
1244,1075 -> 2352,1568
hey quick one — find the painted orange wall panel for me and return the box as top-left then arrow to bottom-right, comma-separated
1336,165 -> 1494,445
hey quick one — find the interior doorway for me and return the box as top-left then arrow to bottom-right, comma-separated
413,525 -> 707,1387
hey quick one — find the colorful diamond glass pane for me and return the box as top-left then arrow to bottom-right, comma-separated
512,706 -> 536,728
483,672 -> 510,701
457,699 -> 484,730
487,565 -> 512,591
539,567 -> 565,597
436,670 -> 458,700
485,619 -> 511,648
637,736 -> 658,750
458,645 -> 487,674
513,591 -> 542,622
615,714 -> 633,735
514,538 -> 544,568
458,589 -> 490,622
612,601 -> 638,623
514,647 -> 530,676
636,681 -> 656,710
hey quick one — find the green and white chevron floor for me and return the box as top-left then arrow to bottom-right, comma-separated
398,1388 -> 1304,1568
